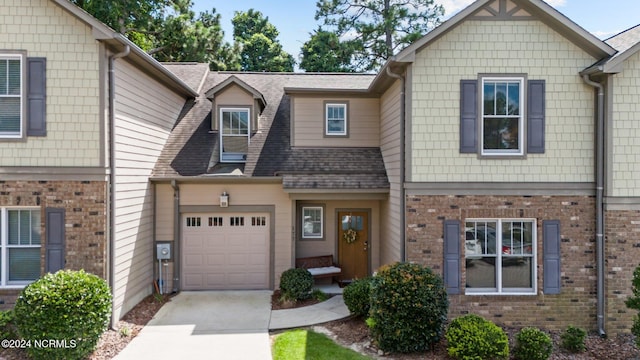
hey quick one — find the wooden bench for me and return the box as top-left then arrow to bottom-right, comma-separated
295,255 -> 342,282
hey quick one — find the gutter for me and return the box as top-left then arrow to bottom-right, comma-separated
108,45 -> 130,329
582,74 -> 606,337
171,180 -> 180,293
385,60 -> 407,261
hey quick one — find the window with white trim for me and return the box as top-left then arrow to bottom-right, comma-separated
325,103 -> 347,136
481,77 -> 524,156
465,219 -> 536,294
302,206 -> 323,239
220,108 -> 250,162
0,55 -> 23,138
0,208 -> 41,286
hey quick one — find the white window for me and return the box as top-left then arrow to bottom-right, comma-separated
465,219 -> 536,295
0,55 -> 23,138
481,77 -> 524,156
220,108 -> 250,162
325,103 -> 347,136
302,207 -> 323,239
0,208 -> 41,286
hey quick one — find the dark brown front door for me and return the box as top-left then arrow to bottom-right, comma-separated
337,211 -> 369,280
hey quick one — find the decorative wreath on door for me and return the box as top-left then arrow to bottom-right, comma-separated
343,227 -> 358,244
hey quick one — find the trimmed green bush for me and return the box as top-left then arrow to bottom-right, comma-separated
446,314 -> 509,360
560,325 -> 586,353
0,310 -> 17,340
279,268 -> 313,301
343,277 -> 372,317
626,265 -> 640,346
368,262 -> 448,353
513,327 -> 553,360
14,270 -> 112,360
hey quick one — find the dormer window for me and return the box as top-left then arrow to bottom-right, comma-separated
220,107 -> 250,162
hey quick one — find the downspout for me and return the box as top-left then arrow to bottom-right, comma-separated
386,60 -> 407,261
582,74 -> 606,337
108,45 -> 129,329
171,180 -> 180,293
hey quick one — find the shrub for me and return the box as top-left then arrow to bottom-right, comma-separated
626,265 -> 640,346
560,325 -> 586,353
14,270 -> 112,360
343,277 -> 372,317
0,310 -> 17,340
513,327 -> 553,360
368,262 -> 448,353
446,314 -> 509,360
279,268 -> 313,301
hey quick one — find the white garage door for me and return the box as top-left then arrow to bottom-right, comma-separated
182,213 -> 270,290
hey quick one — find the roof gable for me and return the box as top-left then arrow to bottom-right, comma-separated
393,0 -> 615,63
205,75 -> 267,111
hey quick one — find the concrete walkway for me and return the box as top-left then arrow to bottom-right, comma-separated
114,290 -> 350,360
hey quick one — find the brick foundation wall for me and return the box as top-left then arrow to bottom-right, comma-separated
406,194 -> 597,332
0,180 -> 107,308
605,209 -> 640,334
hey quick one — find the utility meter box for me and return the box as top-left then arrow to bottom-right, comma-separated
156,243 -> 171,260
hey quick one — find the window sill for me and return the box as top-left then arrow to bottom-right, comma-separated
465,291 -> 537,296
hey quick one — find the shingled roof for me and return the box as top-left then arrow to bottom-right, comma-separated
152,70 -> 389,191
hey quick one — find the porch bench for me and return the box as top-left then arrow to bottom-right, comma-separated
295,255 -> 342,282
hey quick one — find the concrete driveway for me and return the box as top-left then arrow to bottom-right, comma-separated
114,291 -> 273,360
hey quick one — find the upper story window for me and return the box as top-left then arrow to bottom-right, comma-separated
325,102 -> 347,136
0,208 -> 41,287
0,55 -> 23,138
465,219 -> 536,295
220,108 -> 250,163
481,77 -> 524,156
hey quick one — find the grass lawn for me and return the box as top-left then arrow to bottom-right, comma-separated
272,329 -> 372,360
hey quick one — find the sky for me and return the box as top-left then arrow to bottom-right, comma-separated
191,0 -> 640,61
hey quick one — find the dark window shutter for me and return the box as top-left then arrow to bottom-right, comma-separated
460,80 -> 478,153
443,220 -> 461,294
27,57 -> 46,136
527,80 -> 545,153
45,208 -> 65,273
543,220 -> 561,294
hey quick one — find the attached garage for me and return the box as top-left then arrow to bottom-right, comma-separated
181,213 -> 270,290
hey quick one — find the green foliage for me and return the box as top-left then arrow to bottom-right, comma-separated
560,325 -> 587,353
70,0 -> 239,70
0,310 -> 17,340
343,277 -> 372,317
315,0 -> 444,71
14,270 -> 112,360
446,314 -> 509,360
312,289 -> 329,302
368,262 -> 448,353
300,29 -> 357,72
232,9 -> 295,72
513,327 -> 553,360
626,265 -> 640,346
279,268 -> 314,302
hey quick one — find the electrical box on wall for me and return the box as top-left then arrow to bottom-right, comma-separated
156,243 -> 171,260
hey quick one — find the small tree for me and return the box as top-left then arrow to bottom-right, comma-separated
626,265 -> 640,346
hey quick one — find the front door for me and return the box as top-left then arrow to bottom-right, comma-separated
337,211 -> 369,281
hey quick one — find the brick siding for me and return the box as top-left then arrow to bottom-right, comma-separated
0,180 -> 107,308
406,194 -> 597,331
605,210 -> 640,334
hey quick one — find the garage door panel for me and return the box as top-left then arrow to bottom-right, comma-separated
182,213 -> 270,291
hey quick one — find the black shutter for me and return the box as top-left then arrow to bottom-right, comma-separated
27,57 -> 46,136
543,220 -> 561,294
443,220 -> 461,294
460,80 -> 478,153
527,80 -> 545,153
45,208 -> 65,273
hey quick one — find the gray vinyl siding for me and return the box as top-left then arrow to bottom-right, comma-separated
379,79 -> 403,264
112,58 -> 186,320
